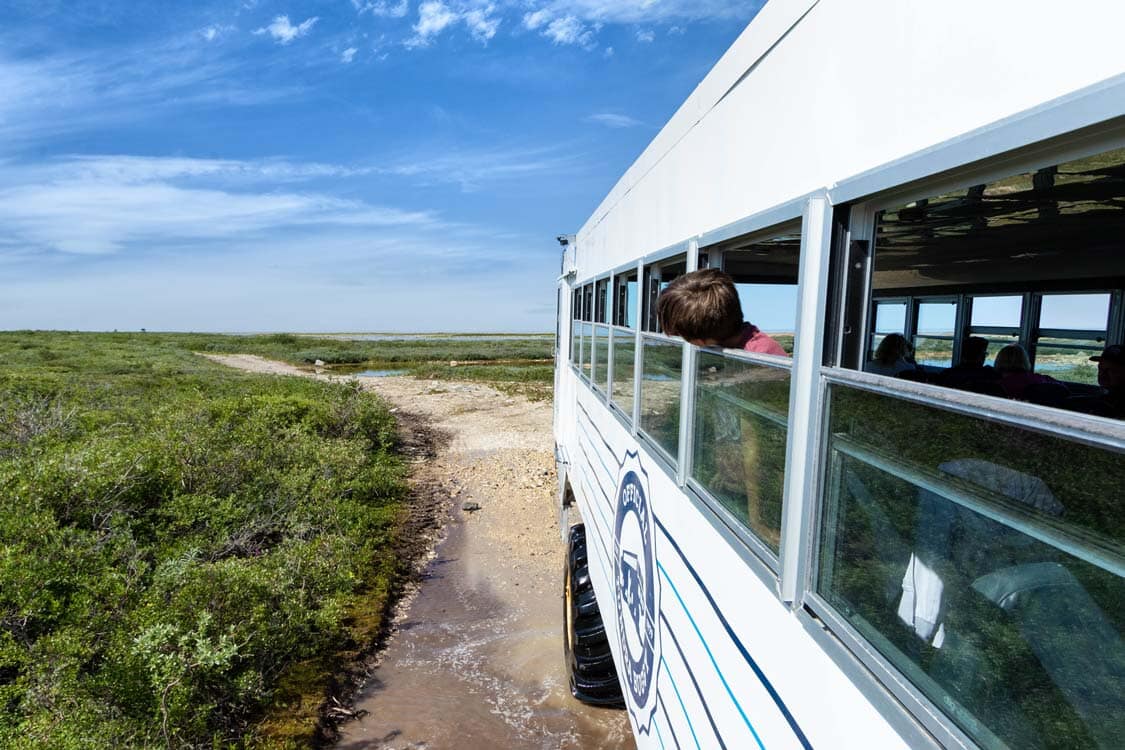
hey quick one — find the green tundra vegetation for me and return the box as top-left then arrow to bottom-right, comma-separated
0,332 -> 422,748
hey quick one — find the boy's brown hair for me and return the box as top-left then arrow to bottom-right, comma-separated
656,268 -> 743,341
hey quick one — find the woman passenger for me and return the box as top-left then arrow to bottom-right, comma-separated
995,344 -> 1060,400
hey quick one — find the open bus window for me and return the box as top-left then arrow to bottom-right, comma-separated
723,231 -> 800,354
642,256 -> 686,333
570,289 -> 581,366
861,145 -> 1125,416
614,272 -> 638,328
676,228 -> 799,555
594,279 -> 609,324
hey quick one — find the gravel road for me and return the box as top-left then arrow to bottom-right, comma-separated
201,355 -> 633,750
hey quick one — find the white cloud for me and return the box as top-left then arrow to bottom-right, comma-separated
253,15 -> 319,45
464,8 -> 500,42
603,45 -> 614,57
408,1 -> 458,46
521,9 -> 552,30
341,47 -> 358,63
516,1 -> 758,48
200,25 -> 235,42
584,112 -> 642,128
351,0 -> 410,17
406,2 -> 500,48
543,16 -> 595,48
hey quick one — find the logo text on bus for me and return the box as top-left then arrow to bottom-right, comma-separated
613,452 -> 661,732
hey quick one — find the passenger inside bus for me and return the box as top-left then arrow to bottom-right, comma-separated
864,333 -> 917,377
932,336 -> 998,392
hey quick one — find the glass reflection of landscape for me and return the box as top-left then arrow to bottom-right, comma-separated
638,337 -> 682,461
692,352 -> 790,552
612,334 -> 636,416
819,385 -> 1124,750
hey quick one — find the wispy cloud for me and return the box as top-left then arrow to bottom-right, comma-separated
584,112 -> 642,129
341,47 -> 358,63
381,144 -> 584,191
0,155 -> 434,256
520,1 -> 757,25
254,15 -> 319,45
0,46 -> 303,153
351,0 -> 411,17
200,25 -> 235,42
635,28 -> 654,43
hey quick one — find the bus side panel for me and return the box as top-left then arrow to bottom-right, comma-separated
563,379 -> 913,749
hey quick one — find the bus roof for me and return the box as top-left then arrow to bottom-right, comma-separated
575,0 -> 1125,276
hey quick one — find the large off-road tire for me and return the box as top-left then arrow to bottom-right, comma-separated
564,524 -> 625,707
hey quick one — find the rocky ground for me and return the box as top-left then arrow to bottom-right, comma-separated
202,354 -> 633,749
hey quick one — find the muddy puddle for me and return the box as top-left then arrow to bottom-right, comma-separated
336,508 -> 634,750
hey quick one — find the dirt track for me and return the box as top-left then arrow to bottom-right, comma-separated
202,355 -> 633,749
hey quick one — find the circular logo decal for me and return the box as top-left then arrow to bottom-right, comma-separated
613,453 -> 660,731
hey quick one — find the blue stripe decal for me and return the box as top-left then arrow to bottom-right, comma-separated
574,440 -> 614,534
661,655 -> 702,750
658,694 -> 682,750
659,563 -> 765,750
656,518 -> 814,750
659,611 -> 728,750
575,471 -> 614,585
575,399 -> 625,468
654,719 -> 667,750
576,431 -> 614,509
577,417 -> 616,486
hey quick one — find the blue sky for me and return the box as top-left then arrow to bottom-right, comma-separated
1,0 -> 762,332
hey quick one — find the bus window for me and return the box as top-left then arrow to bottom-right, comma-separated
859,145 -> 1125,414
590,279 -> 610,392
594,279 -> 608,324
913,299 -> 957,369
1035,293 -> 1111,385
871,300 -> 907,358
692,352 -> 789,552
611,271 -> 639,419
638,336 -> 681,461
968,295 -> 1022,358
581,284 -> 593,380
817,385 -> 1125,750
685,227 -> 799,555
570,288 -> 580,366
638,254 -> 686,462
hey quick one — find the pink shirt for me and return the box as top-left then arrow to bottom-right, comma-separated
737,323 -> 787,356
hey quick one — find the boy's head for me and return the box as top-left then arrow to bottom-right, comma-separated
656,268 -> 743,344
